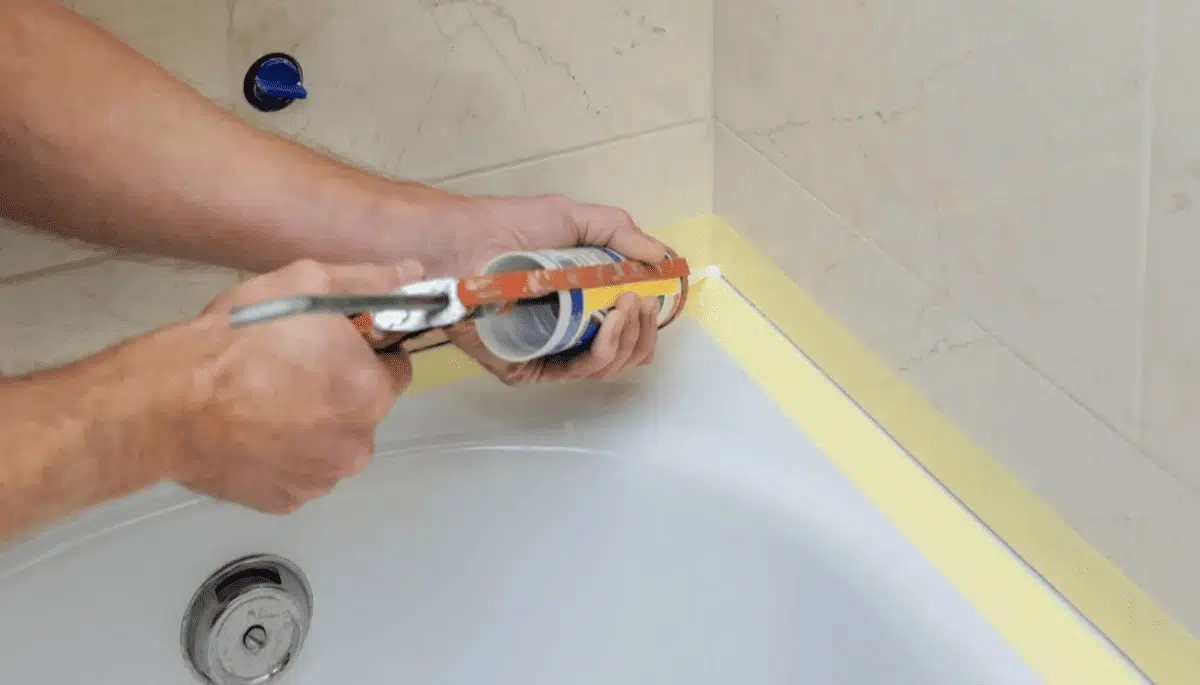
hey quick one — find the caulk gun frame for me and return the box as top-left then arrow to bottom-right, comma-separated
227,293 -> 452,328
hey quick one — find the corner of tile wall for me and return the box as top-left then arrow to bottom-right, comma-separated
1141,0 -> 1200,497
713,123 -> 1200,636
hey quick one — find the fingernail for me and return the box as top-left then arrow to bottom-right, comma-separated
640,297 -> 658,315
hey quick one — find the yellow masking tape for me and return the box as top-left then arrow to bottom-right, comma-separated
654,216 -> 1198,684
409,344 -> 482,394
683,277 -> 1141,684
406,215 -> 1196,683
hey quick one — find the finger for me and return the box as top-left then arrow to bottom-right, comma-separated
591,293 -> 642,379
274,485 -> 334,513
322,259 -> 425,294
569,203 -> 667,264
555,308 -> 627,380
445,322 -> 526,380
630,297 -> 660,368
257,487 -> 305,515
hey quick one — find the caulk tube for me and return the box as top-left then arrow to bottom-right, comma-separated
474,247 -> 687,363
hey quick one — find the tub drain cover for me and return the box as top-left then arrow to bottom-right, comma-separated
181,554 -> 313,685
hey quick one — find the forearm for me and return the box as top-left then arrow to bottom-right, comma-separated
0,0 -> 462,273
0,326 -> 192,539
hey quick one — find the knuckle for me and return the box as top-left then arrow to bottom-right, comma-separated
202,294 -> 231,315
335,439 -> 375,477
371,391 -> 400,421
262,497 -> 301,515
279,485 -> 322,512
613,208 -> 636,227
340,365 -> 388,404
286,259 -> 330,289
308,480 -> 339,500
498,362 -> 537,386
599,363 -> 625,381
541,192 -> 571,207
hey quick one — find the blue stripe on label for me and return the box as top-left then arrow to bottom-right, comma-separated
576,316 -> 602,347
553,288 -> 587,354
600,247 -> 624,262
550,249 -> 626,355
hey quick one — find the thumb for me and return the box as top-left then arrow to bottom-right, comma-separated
323,260 -> 425,294
570,203 -> 668,264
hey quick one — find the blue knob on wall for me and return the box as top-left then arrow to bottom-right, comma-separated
244,53 -> 307,112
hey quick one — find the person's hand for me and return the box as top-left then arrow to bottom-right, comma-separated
170,259 -> 424,513
434,194 -> 671,384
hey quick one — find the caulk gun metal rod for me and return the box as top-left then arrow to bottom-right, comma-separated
228,294 -> 452,328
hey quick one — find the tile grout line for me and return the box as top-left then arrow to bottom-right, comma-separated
425,117 -> 712,187
713,119 -> 1200,499
0,254 -> 114,287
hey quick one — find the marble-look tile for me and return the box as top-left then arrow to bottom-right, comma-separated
230,0 -> 710,181
715,0 -> 1149,437
437,121 -> 712,229
0,258 -> 239,376
69,0 -> 231,101
0,219 -> 100,280
715,125 -> 1200,634
1143,0 -> 1200,491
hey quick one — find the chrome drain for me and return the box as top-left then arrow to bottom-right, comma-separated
181,554 -> 313,685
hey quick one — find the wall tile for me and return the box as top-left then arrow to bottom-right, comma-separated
715,125 -> 1200,634
1143,0 -> 1200,490
0,219 -> 100,280
715,0 -> 1149,437
230,0 -> 710,181
69,0 -> 231,101
0,259 -> 238,376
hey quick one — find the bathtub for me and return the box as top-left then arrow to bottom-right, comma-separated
0,260 -> 1144,684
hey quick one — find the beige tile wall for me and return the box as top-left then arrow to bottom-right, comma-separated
227,0 -> 711,181
715,0 -> 1200,633
0,1 -> 711,373
715,125 -> 1200,635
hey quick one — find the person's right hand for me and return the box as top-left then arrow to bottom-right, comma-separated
170,259 -> 424,514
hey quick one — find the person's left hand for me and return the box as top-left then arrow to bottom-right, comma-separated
432,194 -> 671,384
